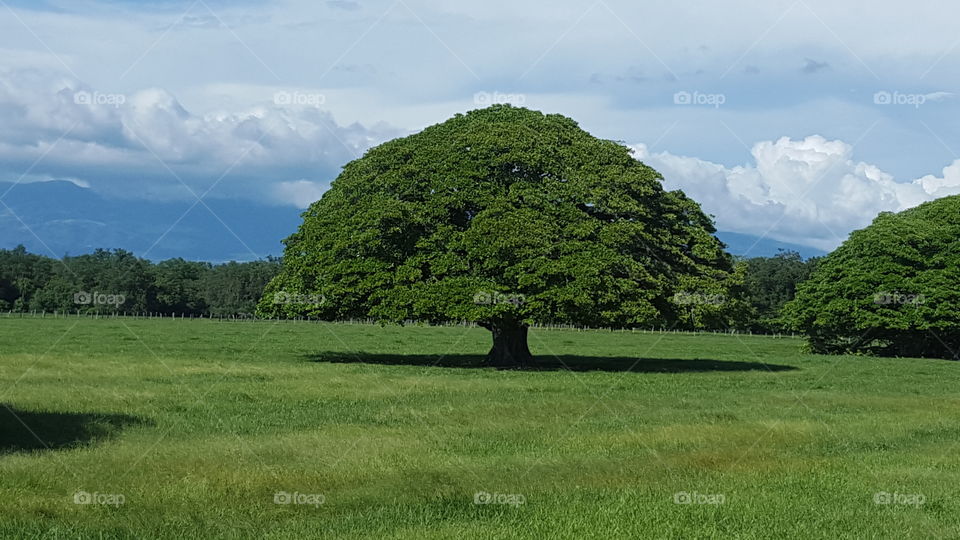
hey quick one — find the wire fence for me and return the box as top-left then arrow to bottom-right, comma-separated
0,310 -> 799,339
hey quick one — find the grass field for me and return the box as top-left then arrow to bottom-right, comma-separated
1,317 -> 958,538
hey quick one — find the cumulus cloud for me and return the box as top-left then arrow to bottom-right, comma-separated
632,136 -> 960,250
0,68 -> 401,202
5,65 -> 959,252
272,180 -> 328,208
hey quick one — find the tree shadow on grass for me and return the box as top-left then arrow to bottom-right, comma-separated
0,404 -> 148,454
304,352 -> 798,373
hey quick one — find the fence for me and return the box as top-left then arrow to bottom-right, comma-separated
0,310 -> 798,338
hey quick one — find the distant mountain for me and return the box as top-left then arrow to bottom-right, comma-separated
0,181 -> 302,262
0,181 -> 828,262
715,230 -> 827,259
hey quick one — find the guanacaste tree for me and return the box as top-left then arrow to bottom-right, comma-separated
783,195 -> 960,359
257,106 -> 740,367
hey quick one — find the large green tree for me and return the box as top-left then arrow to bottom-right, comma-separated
783,195 -> 960,359
258,106 -> 739,367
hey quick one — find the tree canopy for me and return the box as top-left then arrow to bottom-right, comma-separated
258,105 -> 742,366
783,195 -> 960,359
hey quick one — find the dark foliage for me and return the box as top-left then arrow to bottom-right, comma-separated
0,246 -> 280,317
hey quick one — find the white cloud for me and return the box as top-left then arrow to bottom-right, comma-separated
923,91 -> 954,102
632,136 -> 960,250
0,67 -> 401,201
5,62 -> 960,252
272,179 -> 328,208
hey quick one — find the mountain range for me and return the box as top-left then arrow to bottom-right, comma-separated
0,181 -> 826,262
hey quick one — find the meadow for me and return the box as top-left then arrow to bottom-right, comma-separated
0,317 -> 958,538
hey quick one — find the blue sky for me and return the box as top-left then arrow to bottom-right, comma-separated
2,0 -> 960,251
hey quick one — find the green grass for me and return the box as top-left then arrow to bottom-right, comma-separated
0,318 -> 958,538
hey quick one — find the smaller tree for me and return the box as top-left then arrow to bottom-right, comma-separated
153,259 -> 211,315
742,251 -> 819,332
64,249 -> 155,313
783,196 -> 960,359
0,245 -> 57,312
203,259 -> 281,316
670,261 -> 753,331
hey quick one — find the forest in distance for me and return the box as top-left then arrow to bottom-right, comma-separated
0,244 -> 814,332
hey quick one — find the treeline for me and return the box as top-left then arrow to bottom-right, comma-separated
0,246 -> 279,317
740,250 -> 819,332
0,245 -> 818,330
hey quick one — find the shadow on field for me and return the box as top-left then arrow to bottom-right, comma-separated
0,404 -> 147,454
305,352 -> 797,373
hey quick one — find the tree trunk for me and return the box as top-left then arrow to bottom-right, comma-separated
486,324 -> 534,368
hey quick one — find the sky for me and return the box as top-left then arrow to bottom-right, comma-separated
2,0 -> 960,252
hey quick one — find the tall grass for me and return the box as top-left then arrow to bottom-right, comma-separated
0,318 -> 956,538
